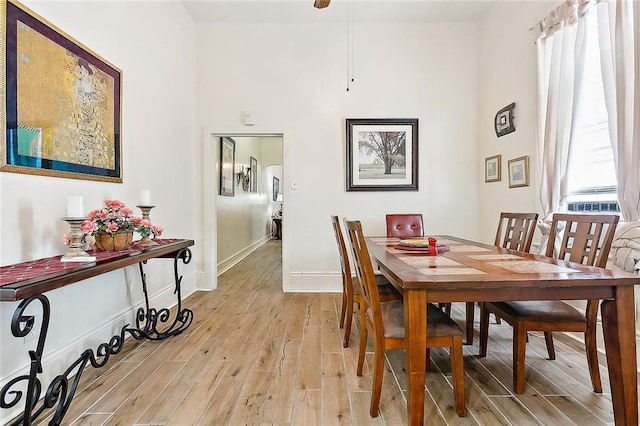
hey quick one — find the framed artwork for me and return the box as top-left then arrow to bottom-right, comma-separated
250,156 -> 257,193
346,118 -> 418,191
494,103 -> 516,137
273,176 -> 279,201
220,137 -> 235,196
485,155 -> 501,183
1,0 -> 123,182
508,155 -> 529,188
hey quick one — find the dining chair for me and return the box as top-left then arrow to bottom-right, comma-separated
460,212 -> 539,342
330,216 -> 401,348
385,213 -> 424,238
344,219 -> 466,418
478,213 -> 619,394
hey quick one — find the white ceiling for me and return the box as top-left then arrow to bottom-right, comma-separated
181,0 -> 495,23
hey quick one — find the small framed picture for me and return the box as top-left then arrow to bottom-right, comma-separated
250,156 -> 258,192
220,137 -> 235,196
273,176 -> 280,201
508,156 -> 529,188
485,155 -> 501,183
494,103 -> 516,137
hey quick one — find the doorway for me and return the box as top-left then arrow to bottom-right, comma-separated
201,129 -> 289,292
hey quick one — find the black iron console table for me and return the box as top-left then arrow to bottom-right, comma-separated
0,238 -> 194,426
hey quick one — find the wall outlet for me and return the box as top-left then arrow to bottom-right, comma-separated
23,315 -> 38,344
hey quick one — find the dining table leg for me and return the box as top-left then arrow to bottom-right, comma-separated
405,289 -> 427,425
601,285 -> 638,426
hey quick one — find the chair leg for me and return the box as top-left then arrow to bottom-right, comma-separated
444,303 -> 452,316
465,302 -> 475,345
356,321 -> 368,376
543,331 -> 555,360
513,325 -> 528,394
450,336 -> 466,417
343,294 -> 356,348
339,288 -> 347,329
584,329 -> 603,393
478,303 -> 490,357
369,335 -> 386,418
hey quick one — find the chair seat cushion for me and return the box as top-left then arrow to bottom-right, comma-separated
375,300 -> 463,339
491,301 -> 586,323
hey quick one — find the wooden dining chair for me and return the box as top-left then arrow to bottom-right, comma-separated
479,213 -> 619,394
344,219 -> 466,418
385,213 -> 424,238
458,212 -> 539,343
330,216 -> 401,348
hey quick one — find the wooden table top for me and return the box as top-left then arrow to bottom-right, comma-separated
0,238 -> 194,301
366,235 -> 639,295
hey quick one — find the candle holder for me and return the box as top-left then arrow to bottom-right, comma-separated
136,205 -> 158,247
61,217 -> 96,262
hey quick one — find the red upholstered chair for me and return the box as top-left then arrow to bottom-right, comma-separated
344,219 -> 466,418
330,216 -> 401,348
479,213 -> 619,394
385,214 -> 424,238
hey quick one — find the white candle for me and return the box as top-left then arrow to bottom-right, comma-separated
140,189 -> 151,205
67,196 -> 84,217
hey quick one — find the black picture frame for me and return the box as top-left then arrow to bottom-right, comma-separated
1,0 -> 123,182
494,103 -> 516,137
273,176 -> 279,201
220,137 -> 235,196
346,118 -> 418,191
250,156 -> 257,193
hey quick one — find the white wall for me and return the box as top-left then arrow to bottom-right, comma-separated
196,21 -> 482,291
476,1 -> 557,245
0,2 -> 197,423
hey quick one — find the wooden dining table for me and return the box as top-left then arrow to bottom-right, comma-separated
365,235 -> 639,426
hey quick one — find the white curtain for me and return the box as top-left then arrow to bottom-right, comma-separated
597,0 -> 640,222
535,0 -> 593,253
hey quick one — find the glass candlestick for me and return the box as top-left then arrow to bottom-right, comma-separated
61,217 -> 95,262
136,205 -> 158,247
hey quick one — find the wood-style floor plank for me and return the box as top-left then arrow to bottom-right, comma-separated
27,239 -> 636,426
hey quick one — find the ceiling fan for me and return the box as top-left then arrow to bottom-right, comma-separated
314,0 -> 331,9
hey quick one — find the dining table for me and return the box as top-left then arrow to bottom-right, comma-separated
365,235 -> 639,426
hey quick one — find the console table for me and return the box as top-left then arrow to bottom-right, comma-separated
0,238 -> 194,426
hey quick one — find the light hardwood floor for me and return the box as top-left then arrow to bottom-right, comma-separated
35,239 -> 636,425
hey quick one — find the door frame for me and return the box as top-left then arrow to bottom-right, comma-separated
200,126 -> 290,292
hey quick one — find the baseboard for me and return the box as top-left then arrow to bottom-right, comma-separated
217,236 -> 271,276
288,272 -> 341,292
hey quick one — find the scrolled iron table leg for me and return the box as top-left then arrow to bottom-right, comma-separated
126,247 -> 194,341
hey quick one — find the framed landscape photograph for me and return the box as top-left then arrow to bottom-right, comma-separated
1,0 -> 123,182
220,137 -> 235,196
273,176 -> 280,201
250,156 -> 257,193
346,118 -> 418,191
508,155 -> 529,188
485,155 -> 501,183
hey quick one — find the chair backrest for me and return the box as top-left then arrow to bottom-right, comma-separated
385,214 -> 424,238
344,219 -> 383,330
494,212 -> 539,252
330,215 -> 359,296
546,213 -> 619,268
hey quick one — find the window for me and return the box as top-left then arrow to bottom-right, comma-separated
566,11 -> 617,203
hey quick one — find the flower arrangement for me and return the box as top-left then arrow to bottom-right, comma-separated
81,199 -> 163,238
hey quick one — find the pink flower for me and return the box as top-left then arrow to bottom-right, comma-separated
63,234 -> 70,245
153,225 -> 164,236
81,220 -> 96,234
106,222 -> 120,233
